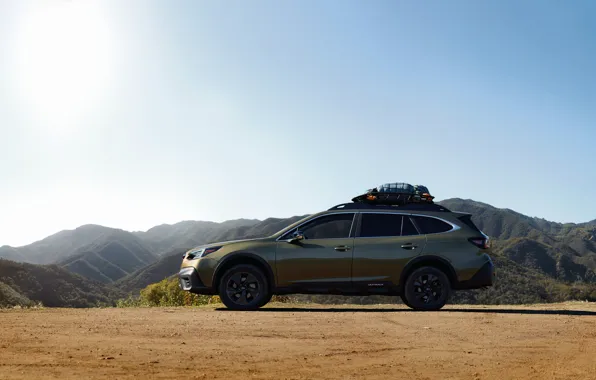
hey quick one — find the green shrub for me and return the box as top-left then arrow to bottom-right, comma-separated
116,278 -> 300,307
117,278 -> 218,307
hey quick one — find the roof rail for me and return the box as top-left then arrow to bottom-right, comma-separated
328,202 -> 451,212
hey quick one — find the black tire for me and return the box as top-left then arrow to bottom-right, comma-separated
257,293 -> 273,308
399,295 -> 413,309
402,266 -> 450,311
218,264 -> 270,311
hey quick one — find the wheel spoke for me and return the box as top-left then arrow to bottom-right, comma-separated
412,272 -> 444,306
225,271 -> 262,306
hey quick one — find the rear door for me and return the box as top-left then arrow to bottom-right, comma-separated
351,212 -> 427,289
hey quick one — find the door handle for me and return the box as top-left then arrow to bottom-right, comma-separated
334,245 -> 351,252
401,243 -> 418,250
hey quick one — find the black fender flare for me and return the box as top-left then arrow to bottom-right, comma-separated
399,255 -> 458,289
213,252 -> 276,291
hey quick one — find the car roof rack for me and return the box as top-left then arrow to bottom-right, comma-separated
328,202 -> 451,212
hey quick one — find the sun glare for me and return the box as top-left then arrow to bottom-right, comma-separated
13,1 -> 115,132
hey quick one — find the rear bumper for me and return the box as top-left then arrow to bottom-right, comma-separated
455,259 -> 494,290
178,267 -> 216,295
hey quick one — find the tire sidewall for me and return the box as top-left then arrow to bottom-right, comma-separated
218,264 -> 269,311
403,266 -> 450,311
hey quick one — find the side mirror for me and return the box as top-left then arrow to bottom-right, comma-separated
287,231 -> 305,244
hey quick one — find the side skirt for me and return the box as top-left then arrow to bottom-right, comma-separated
274,281 -> 401,296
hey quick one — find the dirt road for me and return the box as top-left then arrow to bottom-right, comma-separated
1,303 -> 595,380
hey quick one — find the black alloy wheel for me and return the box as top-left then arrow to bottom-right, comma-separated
219,265 -> 269,310
403,266 -> 450,311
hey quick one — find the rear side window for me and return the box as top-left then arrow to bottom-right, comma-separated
360,213 -> 402,237
359,214 -> 420,237
401,217 -> 419,236
411,216 -> 453,234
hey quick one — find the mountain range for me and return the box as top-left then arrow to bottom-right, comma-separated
1,198 -> 595,307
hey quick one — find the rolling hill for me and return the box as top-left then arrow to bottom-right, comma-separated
0,224 -> 128,264
58,230 -> 158,283
114,247 -> 191,294
0,280 -> 33,307
132,218 -> 263,255
0,258 -> 123,307
0,219 -> 274,285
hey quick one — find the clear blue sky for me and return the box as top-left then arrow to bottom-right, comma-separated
0,0 -> 595,246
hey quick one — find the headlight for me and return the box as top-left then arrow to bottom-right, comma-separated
187,246 -> 222,259
201,246 -> 222,257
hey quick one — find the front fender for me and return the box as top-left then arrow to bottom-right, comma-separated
212,251 -> 276,290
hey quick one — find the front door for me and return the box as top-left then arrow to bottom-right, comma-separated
275,212 -> 355,290
352,212 -> 427,289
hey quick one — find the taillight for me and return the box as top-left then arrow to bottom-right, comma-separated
468,237 -> 490,249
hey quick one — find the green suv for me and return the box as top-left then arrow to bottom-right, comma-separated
178,202 -> 494,311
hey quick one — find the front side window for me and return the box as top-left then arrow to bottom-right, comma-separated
411,216 -> 453,234
292,213 -> 355,240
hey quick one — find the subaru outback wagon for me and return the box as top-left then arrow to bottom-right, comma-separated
178,202 -> 494,311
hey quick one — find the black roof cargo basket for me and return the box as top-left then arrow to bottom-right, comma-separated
351,182 -> 435,206
328,203 -> 450,212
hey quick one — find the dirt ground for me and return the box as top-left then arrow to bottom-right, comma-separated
1,303 -> 595,380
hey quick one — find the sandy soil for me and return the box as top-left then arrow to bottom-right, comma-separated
1,303 -> 595,380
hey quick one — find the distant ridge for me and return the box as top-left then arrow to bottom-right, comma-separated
1,199 -> 595,306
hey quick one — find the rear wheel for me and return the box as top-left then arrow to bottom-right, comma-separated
218,264 -> 270,311
399,295 -> 413,309
402,266 -> 450,311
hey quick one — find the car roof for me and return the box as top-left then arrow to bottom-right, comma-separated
327,202 -> 451,213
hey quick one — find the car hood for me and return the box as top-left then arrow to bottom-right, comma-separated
188,237 -> 264,253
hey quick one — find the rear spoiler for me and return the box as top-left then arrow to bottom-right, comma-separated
455,213 -> 481,233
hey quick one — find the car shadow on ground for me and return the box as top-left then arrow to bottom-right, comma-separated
215,307 -> 596,316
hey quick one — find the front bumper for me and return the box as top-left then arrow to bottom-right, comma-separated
178,267 -> 216,295
455,259 -> 495,290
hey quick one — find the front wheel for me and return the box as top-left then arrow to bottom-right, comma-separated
218,265 -> 270,311
402,266 -> 450,311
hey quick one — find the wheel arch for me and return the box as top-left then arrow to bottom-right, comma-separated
399,255 -> 458,290
212,253 -> 275,292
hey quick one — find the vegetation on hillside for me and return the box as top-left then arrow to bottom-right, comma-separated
0,259 -> 123,307
114,248 -> 191,294
58,230 -> 157,284
0,281 -> 35,308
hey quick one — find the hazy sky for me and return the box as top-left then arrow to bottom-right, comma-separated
1,0 -> 595,247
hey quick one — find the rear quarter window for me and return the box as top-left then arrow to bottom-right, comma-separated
411,216 -> 453,234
